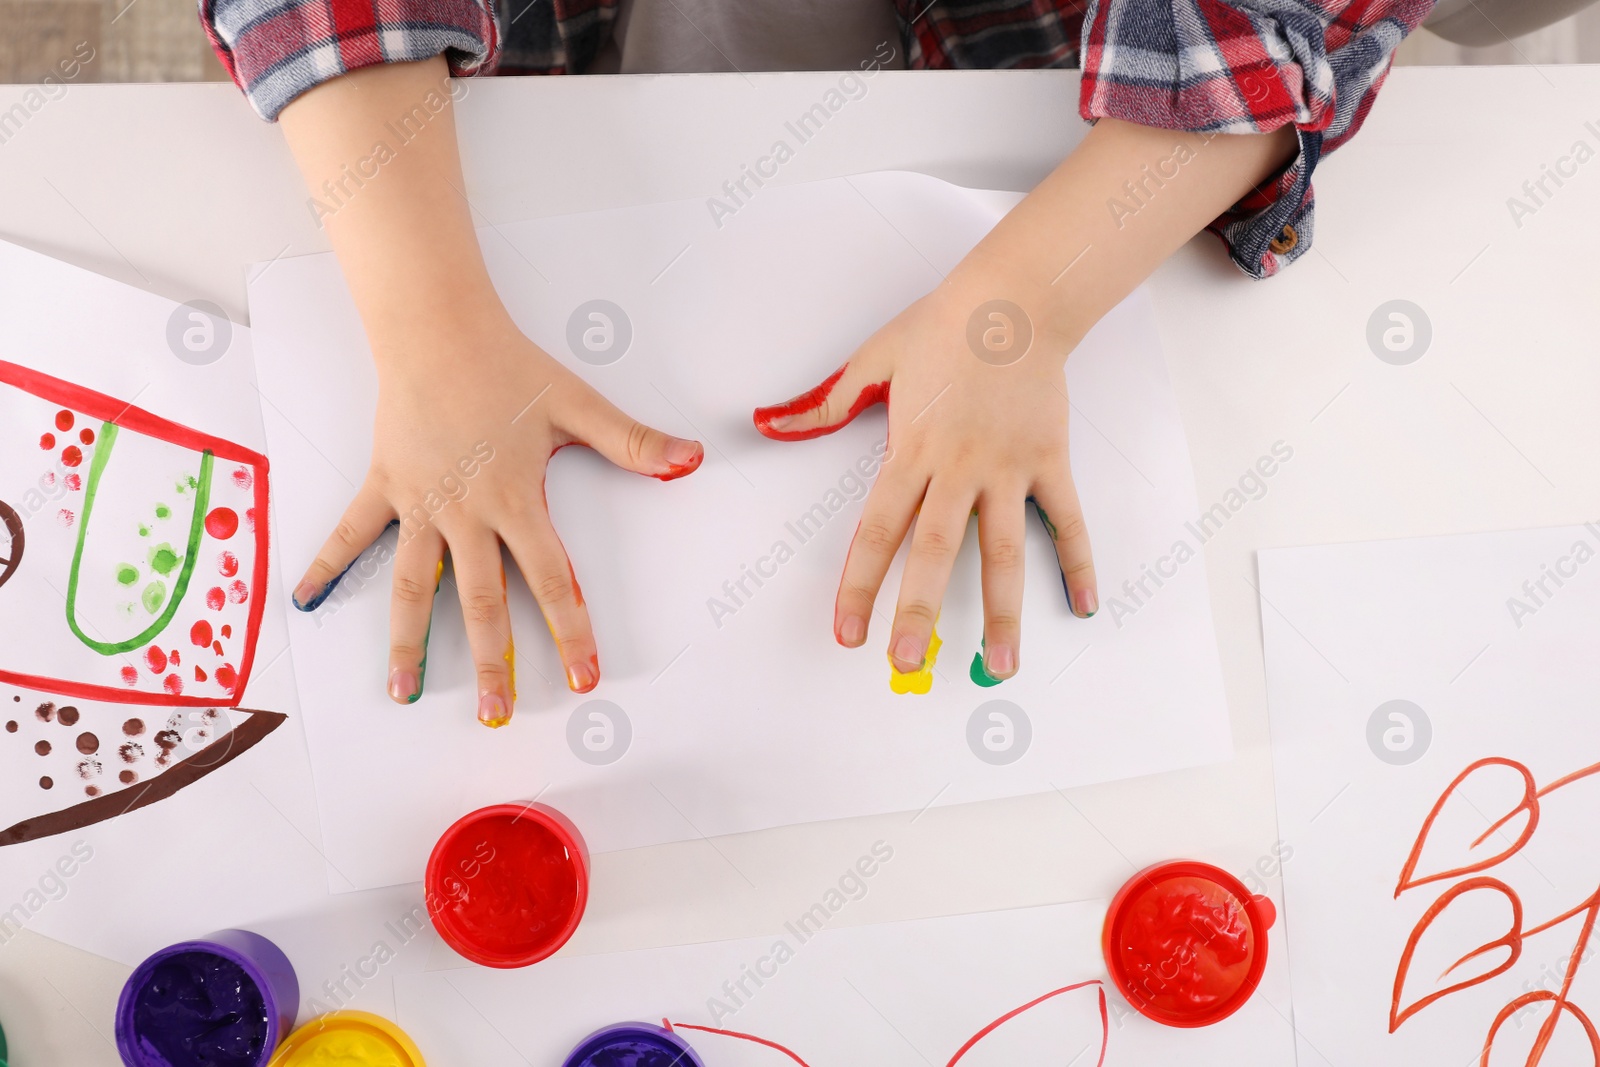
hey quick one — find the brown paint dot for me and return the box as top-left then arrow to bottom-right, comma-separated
5,720 -> 16,732
57,705 -> 80,726
120,770 -> 137,784
85,785 -> 99,797
123,718 -> 146,736
35,701 -> 55,723
39,776 -> 53,790
34,740 -> 51,756
77,758 -> 101,780
76,732 -> 99,755
119,741 -> 144,764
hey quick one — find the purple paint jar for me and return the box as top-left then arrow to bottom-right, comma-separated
562,1022 -> 705,1067
115,929 -> 298,1067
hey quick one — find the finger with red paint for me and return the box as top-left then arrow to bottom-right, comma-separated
752,348 -> 891,441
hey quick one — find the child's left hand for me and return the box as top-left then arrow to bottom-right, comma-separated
754,257 -> 1097,684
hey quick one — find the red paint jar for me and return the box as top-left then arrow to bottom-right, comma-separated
425,801 -> 590,968
1102,860 -> 1276,1027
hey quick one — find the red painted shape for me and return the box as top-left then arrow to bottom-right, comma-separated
191,620 -> 213,647
55,409 -> 73,431
162,673 -> 183,695
40,432 -> 55,449
0,360 -> 271,708
80,427 -> 95,445
215,664 -> 237,692
753,364 -> 890,442
666,1022 -> 813,1066
119,666 -> 139,686
145,647 -> 168,674
205,507 -> 238,539
205,587 -> 226,611
61,445 -> 82,467
947,980 -> 1107,1067
218,551 -> 239,577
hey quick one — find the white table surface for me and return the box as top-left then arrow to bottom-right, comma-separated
2,65 -> 1598,1064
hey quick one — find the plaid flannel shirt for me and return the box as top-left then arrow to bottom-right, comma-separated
201,0 -> 1433,277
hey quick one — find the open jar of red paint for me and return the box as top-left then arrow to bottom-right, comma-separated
1102,860 -> 1276,1027
425,801 -> 590,968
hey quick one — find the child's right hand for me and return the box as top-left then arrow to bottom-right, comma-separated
292,311 -> 702,726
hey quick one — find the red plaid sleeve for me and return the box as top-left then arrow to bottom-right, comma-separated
201,0 -> 500,121
1079,0 -> 1434,277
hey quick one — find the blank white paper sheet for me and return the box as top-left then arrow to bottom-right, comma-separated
1263,525 -> 1600,1066
249,172 -> 1233,892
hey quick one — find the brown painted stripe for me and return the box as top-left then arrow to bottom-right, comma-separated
0,708 -> 287,847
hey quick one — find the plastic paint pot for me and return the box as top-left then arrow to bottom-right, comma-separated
1102,859 -> 1276,1027
116,928 -> 299,1067
0,1013 -> 8,1067
425,801 -> 589,968
562,1022 -> 704,1067
265,1011 -> 424,1067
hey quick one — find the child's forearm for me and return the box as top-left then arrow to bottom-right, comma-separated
279,57 -> 512,369
958,117 -> 1299,355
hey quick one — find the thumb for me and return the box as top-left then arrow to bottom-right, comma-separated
569,395 -> 704,482
753,357 -> 890,442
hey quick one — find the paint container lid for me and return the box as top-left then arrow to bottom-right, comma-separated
265,1011 -> 423,1067
425,801 -> 590,968
561,1022 -> 704,1067
1101,860 -> 1276,1028
116,929 -> 299,1067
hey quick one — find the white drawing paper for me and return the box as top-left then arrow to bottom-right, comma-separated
1263,524 -> 1600,1066
250,172 -> 1234,892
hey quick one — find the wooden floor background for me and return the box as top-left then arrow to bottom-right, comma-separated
0,0 -> 1598,86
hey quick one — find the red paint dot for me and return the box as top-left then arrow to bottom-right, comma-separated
169,649 -> 181,667
218,551 -> 239,577
162,673 -> 183,695
120,665 -> 139,686
206,587 -> 226,610
57,509 -> 74,527
42,472 -> 56,489
64,473 -> 82,492
61,445 -> 82,467
191,620 -> 213,646
39,433 -> 55,449
55,410 -> 73,431
246,508 -> 257,532
211,640 -> 223,656
220,625 -> 232,640
195,666 -> 208,682
215,665 -> 238,691
145,646 -> 167,674
227,580 -> 249,604
79,427 -> 95,445
232,466 -> 253,490
204,507 -> 238,539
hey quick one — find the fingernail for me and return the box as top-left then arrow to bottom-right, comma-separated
567,657 -> 598,693
478,691 -> 510,728
839,615 -> 866,646
656,438 -> 703,480
763,413 -> 795,432
292,580 -> 321,610
890,634 -> 924,674
388,669 -> 418,703
1077,588 -> 1098,618
986,643 -> 1016,678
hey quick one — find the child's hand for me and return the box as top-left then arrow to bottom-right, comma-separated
292,314 -> 702,725
754,261 -> 1094,684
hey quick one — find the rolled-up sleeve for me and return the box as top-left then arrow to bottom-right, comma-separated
200,0 -> 499,121
1079,0 -> 1433,278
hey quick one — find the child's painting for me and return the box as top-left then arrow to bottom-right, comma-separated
1263,525 -> 1600,1067
0,360 -> 282,845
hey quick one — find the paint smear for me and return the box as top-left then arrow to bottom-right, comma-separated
889,625 -> 942,695
969,638 -> 1004,687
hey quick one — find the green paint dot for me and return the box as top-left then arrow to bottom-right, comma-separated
970,651 -> 1004,687
137,524 -> 150,537
140,580 -> 167,615
118,602 -> 135,617
115,564 -> 139,586
155,503 -> 171,519
148,543 -> 180,576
